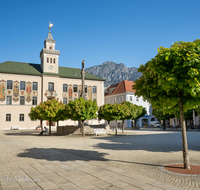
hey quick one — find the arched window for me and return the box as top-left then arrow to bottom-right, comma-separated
47,57 -> 49,63
20,81 -> 26,90
73,85 -> 78,92
53,58 -> 55,63
50,58 -> 52,63
6,96 -> 12,105
19,114 -> 25,121
63,84 -> 68,92
32,97 -> 37,105
7,80 -> 13,90
6,114 -> 11,121
92,86 -> 97,94
49,46 -> 52,49
20,96 -> 25,105
48,82 -> 54,91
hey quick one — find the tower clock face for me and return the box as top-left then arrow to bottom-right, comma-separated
48,65 -> 54,71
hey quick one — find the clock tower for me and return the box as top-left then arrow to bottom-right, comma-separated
40,29 -> 60,74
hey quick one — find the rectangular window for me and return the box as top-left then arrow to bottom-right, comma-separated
48,82 -> 54,91
93,98 -> 97,101
130,96 -> 132,101
32,97 -> 37,105
6,96 -> 12,105
6,114 -> 11,121
120,97 -> 123,102
53,58 -> 55,63
7,80 -> 13,90
93,86 -> 97,94
20,96 -> 25,105
136,96 -> 139,102
20,81 -> 26,90
32,82 -> 38,91
73,98 -> 77,101
63,98 -> 67,105
114,98 -> 116,103
63,84 -> 68,92
85,85 -> 87,93
73,85 -> 78,92
50,58 -> 52,63
19,114 -> 24,121
47,57 -> 49,63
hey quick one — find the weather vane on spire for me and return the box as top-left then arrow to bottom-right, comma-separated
49,21 -> 53,32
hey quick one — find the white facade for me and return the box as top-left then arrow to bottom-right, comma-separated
105,91 -> 156,128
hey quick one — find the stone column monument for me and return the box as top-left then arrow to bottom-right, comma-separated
81,59 -> 87,100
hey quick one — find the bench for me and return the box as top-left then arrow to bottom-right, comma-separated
11,126 -> 20,130
94,128 -> 107,136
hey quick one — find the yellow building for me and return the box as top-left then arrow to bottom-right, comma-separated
0,30 -> 105,130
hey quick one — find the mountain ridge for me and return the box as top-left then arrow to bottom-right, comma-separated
85,61 -> 142,87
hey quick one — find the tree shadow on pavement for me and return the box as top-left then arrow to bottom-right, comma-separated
17,147 -> 169,168
17,147 -> 179,168
17,148 -> 109,162
91,132 -> 200,152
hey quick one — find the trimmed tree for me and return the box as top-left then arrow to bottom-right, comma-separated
65,97 -> 98,137
53,101 -> 67,127
118,101 -> 136,133
29,103 -> 44,131
98,103 -> 116,129
152,108 -> 174,130
38,99 -> 65,136
133,39 -> 200,169
132,105 -> 147,128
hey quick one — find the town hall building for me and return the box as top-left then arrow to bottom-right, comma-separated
0,29 -> 105,130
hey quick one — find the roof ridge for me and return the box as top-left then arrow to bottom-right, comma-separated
110,80 -> 123,95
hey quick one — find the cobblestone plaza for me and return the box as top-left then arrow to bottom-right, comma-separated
0,129 -> 199,190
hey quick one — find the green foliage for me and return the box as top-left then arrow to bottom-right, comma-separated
38,99 -> 65,122
66,97 -> 98,122
118,101 -> 136,121
29,99 -> 66,122
132,105 -> 147,121
173,109 -> 195,121
152,108 -> 174,121
133,39 -> 200,114
29,99 -> 66,135
29,104 -> 44,121
98,103 -> 116,122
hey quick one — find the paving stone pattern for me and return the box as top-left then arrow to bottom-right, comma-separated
0,129 -> 199,190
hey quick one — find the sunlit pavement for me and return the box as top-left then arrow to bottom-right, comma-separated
0,129 -> 199,190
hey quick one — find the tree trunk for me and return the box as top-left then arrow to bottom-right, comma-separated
81,121 -> 85,137
122,120 -> 124,133
108,120 -> 110,128
49,120 -> 51,136
40,119 -> 43,131
135,120 -> 137,128
178,93 -> 191,169
163,120 -> 166,130
115,120 -> 118,136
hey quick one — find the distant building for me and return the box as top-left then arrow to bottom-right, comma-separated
0,30 -> 105,130
104,80 -> 156,128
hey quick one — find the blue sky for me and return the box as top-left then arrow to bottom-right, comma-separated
1,0 -> 200,69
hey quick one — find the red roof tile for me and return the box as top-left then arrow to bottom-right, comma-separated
105,80 -> 135,96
